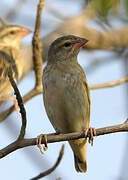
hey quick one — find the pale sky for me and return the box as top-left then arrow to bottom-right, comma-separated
0,0 -> 128,180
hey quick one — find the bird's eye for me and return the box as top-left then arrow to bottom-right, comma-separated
10,31 -> 15,35
64,42 -> 72,47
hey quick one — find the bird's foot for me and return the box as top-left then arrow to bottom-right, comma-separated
36,132 -> 59,154
84,128 -> 96,146
36,134 -> 48,154
0,97 -> 19,114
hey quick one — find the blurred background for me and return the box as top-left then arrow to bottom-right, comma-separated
0,0 -> 128,179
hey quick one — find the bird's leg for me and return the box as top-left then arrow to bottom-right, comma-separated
36,132 -> 60,154
36,134 -> 48,153
84,128 -> 96,146
0,97 -> 19,113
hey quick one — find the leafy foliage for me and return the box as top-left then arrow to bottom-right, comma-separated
86,0 -> 120,19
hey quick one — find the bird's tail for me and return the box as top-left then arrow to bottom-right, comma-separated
69,138 -> 87,173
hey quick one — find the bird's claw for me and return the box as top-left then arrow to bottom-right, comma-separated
84,127 -> 96,146
36,134 -> 48,154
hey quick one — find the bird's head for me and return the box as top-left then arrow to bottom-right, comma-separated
47,35 -> 88,64
0,25 -> 32,48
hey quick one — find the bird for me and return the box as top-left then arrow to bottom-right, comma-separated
0,25 -> 31,110
39,35 -> 96,173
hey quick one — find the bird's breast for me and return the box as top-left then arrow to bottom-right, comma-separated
43,62 -> 90,133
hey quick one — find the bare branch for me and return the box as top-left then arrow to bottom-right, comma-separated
8,71 -> 26,140
89,76 -> 128,90
0,17 -> 7,26
0,88 -> 42,122
5,0 -> 27,21
0,120 -> 128,159
32,0 -> 44,90
31,145 -> 64,180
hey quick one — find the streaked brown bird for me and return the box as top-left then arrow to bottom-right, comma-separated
0,25 -> 31,109
42,35 -> 91,172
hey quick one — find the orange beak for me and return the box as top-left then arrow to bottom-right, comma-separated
19,28 -> 32,38
73,39 -> 89,50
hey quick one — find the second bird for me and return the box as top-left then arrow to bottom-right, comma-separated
0,25 -> 31,105
43,35 -> 90,172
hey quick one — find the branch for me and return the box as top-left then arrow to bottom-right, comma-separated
5,0 -> 26,21
0,69 -> 27,159
89,76 -> 128,90
0,17 -> 7,26
8,71 -> 26,140
32,0 -> 44,90
0,120 -> 128,159
31,145 -> 64,180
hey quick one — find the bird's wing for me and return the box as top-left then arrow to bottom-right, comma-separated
0,48 -> 18,82
75,63 -> 91,119
0,48 -> 19,96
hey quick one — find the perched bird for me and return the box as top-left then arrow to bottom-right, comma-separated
0,25 -> 31,109
41,35 -> 95,172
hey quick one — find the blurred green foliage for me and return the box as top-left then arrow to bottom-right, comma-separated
84,0 -> 128,19
124,0 -> 128,14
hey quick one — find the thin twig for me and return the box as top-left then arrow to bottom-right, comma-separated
5,0 -> 26,21
0,120 -> 128,159
0,17 -> 7,26
8,71 -> 26,140
89,76 -> 128,90
32,0 -> 44,90
0,88 -> 42,122
31,145 -> 64,180
45,3 -> 67,20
